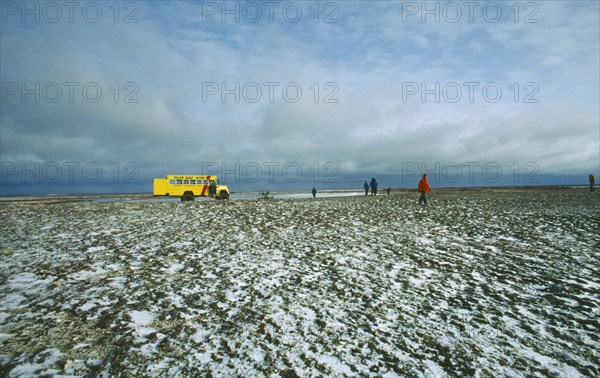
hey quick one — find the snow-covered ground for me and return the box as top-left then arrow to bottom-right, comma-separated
1,189 -> 598,377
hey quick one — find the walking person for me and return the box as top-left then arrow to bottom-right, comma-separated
363,180 -> 369,196
209,180 -> 217,197
370,178 -> 378,196
418,174 -> 430,205
312,187 -> 317,198
589,174 -> 596,192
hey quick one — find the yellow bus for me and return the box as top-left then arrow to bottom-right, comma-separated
153,175 -> 230,200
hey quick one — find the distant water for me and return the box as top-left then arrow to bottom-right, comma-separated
0,190 -> 366,203
231,189 -> 364,200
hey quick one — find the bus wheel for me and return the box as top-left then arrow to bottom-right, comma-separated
181,192 -> 195,201
219,191 -> 229,200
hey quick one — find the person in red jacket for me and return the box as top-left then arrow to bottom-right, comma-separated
417,174 -> 431,205
590,174 -> 596,192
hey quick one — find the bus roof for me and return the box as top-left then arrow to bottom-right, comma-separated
165,175 -> 217,180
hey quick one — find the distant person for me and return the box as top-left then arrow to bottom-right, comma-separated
589,174 -> 596,192
312,187 -> 317,198
363,180 -> 369,196
417,174 -> 430,205
209,180 -> 217,197
370,178 -> 378,196
386,187 -> 391,195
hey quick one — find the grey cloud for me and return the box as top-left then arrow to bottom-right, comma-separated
1,1 -> 598,193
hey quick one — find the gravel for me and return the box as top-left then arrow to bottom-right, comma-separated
1,189 -> 598,377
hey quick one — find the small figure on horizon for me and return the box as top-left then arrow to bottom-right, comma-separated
364,180 -> 369,196
386,187 -> 391,195
370,178 -> 378,196
209,180 -> 217,197
589,174 -> 596,192
312,187 -> 317,198
418,174 -> 430,205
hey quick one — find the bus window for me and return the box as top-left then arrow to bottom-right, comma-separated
184,180 -> 189,185
190,180 -> 195,185
177,180 -> 183,185
169,180 -> 176,185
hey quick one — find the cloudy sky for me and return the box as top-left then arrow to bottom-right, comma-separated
1,1 -> 599,194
